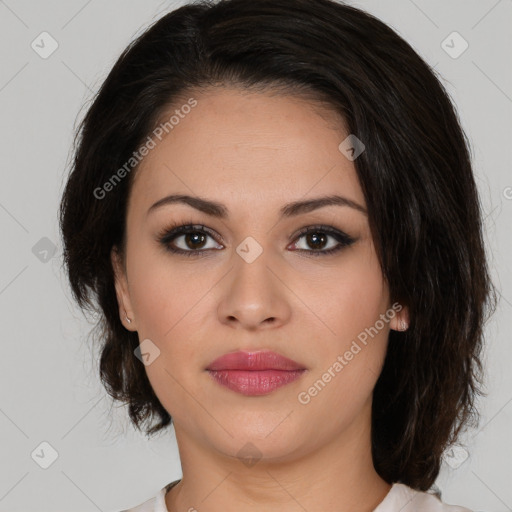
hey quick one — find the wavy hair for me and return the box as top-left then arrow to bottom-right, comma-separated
58,0 -> 497,491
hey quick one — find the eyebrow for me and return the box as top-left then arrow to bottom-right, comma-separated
146,193 -> 367,218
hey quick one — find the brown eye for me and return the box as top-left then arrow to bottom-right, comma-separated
181,231 -> 208,250
303,232 -> 329,250
157,223 -> 222,257
290,225 -> 356,256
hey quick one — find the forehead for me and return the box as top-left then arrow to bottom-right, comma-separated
128,87 -> 366,219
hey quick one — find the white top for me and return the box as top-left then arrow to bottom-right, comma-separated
120,480 -> 473,512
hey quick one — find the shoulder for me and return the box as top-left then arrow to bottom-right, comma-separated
374,483 -> 473,512
117,479 -> 180,512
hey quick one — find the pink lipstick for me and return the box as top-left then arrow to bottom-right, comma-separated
206,350 -> 306,396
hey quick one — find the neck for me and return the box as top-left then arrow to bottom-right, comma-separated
165,399 -> 392,512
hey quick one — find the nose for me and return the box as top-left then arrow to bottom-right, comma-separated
216,247 -> 292,331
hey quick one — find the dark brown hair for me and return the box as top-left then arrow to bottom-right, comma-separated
59,0 -> 497,491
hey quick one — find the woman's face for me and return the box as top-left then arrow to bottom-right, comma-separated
112,86 -> 407,463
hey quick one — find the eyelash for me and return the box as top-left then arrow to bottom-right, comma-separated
155,219 -> 356,258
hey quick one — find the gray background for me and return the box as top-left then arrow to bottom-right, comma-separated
0,0 -> 511,510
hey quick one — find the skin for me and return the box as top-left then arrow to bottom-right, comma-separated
111,86 -> 409,512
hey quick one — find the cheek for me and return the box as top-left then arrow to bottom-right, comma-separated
296,243 -> 390,398
127,249 -> 212,375
127,254 -> 208,416
341,259 -> 388,338
295,242 -> 388,345
127,245 -> 204,338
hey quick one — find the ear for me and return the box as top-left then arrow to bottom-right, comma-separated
111,246 -> 137,331
389,302 -> 410,332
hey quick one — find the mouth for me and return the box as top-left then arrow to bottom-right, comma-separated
205,350 -> 307,396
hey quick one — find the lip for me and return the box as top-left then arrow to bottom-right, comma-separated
206,351 -> 307,396
206,350 -> 305,371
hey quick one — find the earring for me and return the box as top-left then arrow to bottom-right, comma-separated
399,319 -> 408,331
124,311 -> 132,324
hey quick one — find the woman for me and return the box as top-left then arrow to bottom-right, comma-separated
58,0 -> 496,510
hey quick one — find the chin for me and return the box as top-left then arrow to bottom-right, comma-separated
206,421 -> 310,463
